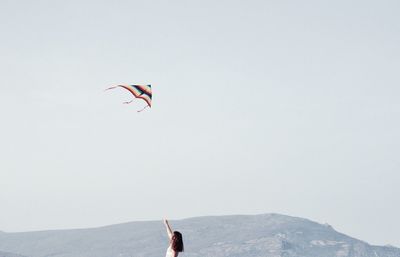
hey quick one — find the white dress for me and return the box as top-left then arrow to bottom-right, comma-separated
166,246 -> 176,257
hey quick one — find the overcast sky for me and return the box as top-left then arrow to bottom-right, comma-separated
0,0 -> 399,247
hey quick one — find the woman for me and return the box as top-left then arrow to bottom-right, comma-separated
163,219 -> 184,257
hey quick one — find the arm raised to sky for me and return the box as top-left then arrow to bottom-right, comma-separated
163,219 -> 173,240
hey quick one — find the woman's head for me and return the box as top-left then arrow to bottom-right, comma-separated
171,231 -> 184,252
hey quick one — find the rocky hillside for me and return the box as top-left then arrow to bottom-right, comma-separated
0,214 -> 399,257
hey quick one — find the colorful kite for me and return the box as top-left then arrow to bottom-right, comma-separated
106,84 -> 152,112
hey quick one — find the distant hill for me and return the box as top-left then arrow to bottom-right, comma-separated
0,251 -> 27,257
0,214 -> 399,257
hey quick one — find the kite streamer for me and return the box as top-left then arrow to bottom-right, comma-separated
106,84 -> 152,112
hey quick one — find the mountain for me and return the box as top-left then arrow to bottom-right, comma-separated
0,214 -> 399,257
0,251 -> 27,257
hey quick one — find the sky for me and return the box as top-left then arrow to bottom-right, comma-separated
0,0 -> 399,247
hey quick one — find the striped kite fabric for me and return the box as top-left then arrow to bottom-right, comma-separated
106,84 -> 152,112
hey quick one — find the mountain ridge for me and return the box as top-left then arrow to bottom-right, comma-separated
0,213 -> 398,257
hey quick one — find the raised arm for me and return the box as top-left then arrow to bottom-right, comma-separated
163,219 -> 173,239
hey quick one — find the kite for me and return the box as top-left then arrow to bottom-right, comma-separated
106,84 -> 152,112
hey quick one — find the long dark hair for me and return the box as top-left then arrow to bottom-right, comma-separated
171,231 -> 184,252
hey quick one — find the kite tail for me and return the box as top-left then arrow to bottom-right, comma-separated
137,105 -> 149,113
106,86 -> 133,105
105,86 -> 119,91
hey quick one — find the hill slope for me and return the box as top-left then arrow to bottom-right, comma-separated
0,251 -> 27,257
0,214 -> 399,257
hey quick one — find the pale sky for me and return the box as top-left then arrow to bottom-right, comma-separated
0,0 -> 399,247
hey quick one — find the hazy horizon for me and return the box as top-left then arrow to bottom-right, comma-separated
1,0 -> 399,247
